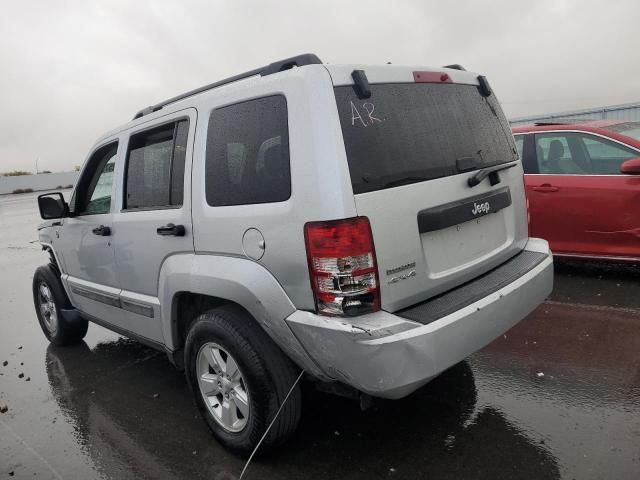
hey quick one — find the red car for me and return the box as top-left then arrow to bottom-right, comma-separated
513,120 -> 640,261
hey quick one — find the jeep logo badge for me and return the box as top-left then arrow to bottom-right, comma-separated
471,201 -> 490,216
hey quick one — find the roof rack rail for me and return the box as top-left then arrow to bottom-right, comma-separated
533,121 -> 570,126
132,53 -> 322,120
443,64 -> 466,71
533,119 -> 600,126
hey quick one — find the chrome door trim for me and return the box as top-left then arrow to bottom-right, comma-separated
554,252 -> 640,263
70,284 -> 121,307
120,298 -> 155,318
520,129 -> 640,154
525,174 -> 634,177
66,276 -> 158,318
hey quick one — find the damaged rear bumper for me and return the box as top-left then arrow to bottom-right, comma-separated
286,238 -> 553,399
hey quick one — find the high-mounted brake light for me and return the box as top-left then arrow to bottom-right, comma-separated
413,71 -> 452,83
304,217 -> 380,317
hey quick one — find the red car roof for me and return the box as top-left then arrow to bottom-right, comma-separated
512,120 -> 640,149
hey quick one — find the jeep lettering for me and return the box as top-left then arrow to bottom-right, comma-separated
472,201 -> 491,215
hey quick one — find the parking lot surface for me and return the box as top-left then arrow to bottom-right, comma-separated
1,191 -> 639,479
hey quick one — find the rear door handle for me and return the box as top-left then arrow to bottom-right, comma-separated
532,184 -> 559,193
156,223 -> 186,237
92,225 -> 111,236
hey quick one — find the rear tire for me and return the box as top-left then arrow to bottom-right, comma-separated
32,265 -> 88,346
184,305 -> 301,456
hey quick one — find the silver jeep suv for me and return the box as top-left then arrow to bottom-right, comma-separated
33,54 -> 553,455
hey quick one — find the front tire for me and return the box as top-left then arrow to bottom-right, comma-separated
32,265 -> 88,346
184,305 -> 301,456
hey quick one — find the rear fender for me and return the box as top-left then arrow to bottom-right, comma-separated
159,253 -> 325,378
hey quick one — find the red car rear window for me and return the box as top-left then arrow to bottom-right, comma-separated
603,122 -> 640,142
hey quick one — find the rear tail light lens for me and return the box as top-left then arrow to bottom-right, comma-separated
304,217 -> 380,317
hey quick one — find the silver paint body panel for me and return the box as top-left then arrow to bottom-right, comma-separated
287,239 -> 553,398
38,62 -> 552,398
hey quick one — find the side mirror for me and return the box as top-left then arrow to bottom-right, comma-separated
38,193 -> 68,220
620,157 -> 640,175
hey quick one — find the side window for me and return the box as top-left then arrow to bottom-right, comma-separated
579,134 -> 636,174
535,133 -> 588,174
514,135 -> 524,161
124,120 -> 189,210
205,95 -> 290,206
73,142 -> 118,215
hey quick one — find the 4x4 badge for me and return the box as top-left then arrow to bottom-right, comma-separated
388,270 -> 417,285
386,262 -> 417,285
386,262 -> 416,276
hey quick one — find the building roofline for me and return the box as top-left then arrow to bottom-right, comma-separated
509,101 -> 640,123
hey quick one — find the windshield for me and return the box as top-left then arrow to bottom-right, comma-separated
603,122 -> 640,142
334,83 -> 518,194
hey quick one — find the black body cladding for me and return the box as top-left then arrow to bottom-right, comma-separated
417,187 -> 512,234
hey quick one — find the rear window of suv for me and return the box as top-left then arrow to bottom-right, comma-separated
334,83 -> 518,194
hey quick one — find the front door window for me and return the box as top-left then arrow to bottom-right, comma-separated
73,143 -> 118,215
534,132 -> 636,175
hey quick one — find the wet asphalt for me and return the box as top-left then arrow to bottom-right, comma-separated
0,191 -> 638,480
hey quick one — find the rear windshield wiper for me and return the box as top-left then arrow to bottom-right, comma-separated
468,161 -> 518,188
382,176 -> 428,189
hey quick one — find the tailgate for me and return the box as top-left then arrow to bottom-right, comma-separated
329,66 -> 529,311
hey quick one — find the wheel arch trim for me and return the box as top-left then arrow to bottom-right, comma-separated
39,242 -> 73,301
159,253 -> 326,378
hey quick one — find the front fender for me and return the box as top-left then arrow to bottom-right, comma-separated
38,227 -> 57,254
158,253 -> 325,378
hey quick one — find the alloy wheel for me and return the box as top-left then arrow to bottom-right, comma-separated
196,342 -> 250,433
38,282 -> 58,334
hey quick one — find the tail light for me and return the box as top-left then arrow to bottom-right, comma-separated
304,217 -> 380,317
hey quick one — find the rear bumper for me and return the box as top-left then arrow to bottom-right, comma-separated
286,238 -> 553,399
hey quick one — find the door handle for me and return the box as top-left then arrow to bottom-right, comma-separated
156,223 -> 186,237
92,225 -> 111,236
532,184 -> 559,193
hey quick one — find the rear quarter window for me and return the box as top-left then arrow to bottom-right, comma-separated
205,95 -> 291,206
603,122 -> 640,142
514,135 -> 525,161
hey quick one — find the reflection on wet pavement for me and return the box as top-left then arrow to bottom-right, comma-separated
551,259 -> 640,309
473,301 -> 640,480
1,192 -> 639,479
44,342 -> 563,480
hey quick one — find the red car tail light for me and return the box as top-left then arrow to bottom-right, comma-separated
304,217 -> 380,317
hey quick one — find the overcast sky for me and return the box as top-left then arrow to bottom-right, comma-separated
1,0 -> 639,172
